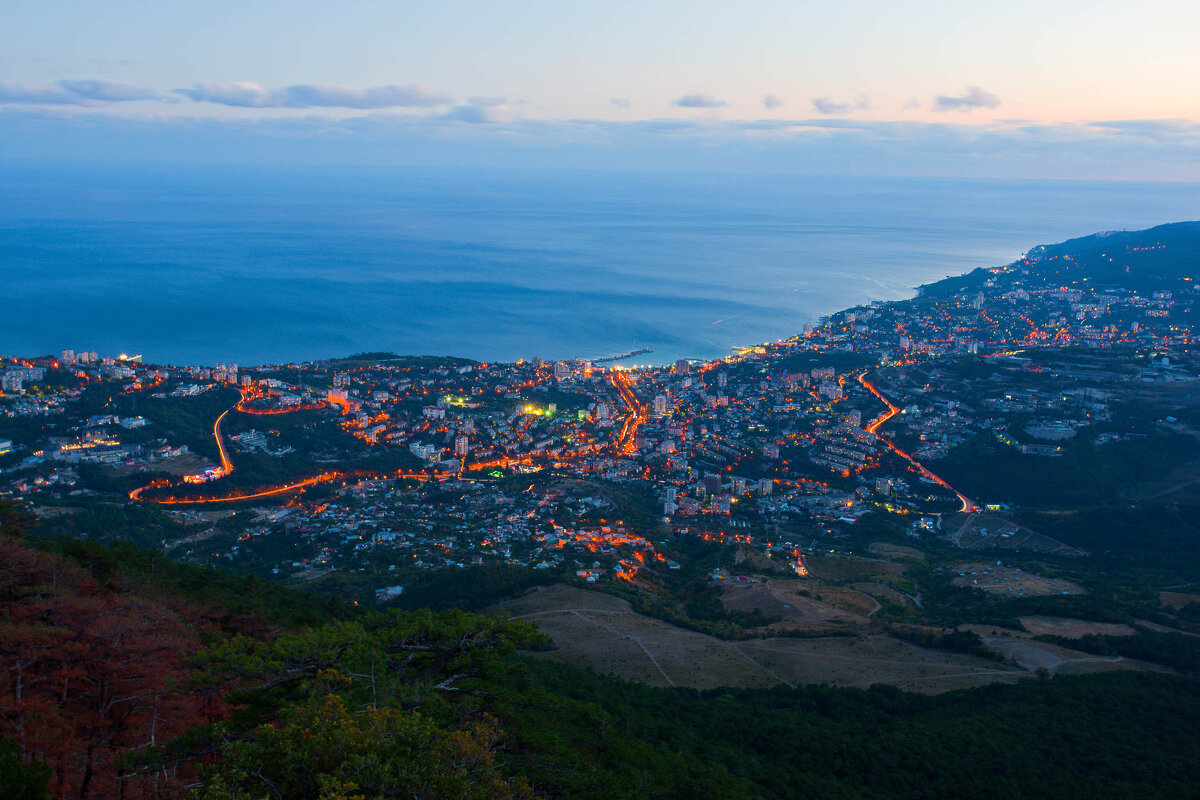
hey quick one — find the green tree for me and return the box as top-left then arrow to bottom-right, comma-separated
0,737 -> 49,800
195,695 -> 527,800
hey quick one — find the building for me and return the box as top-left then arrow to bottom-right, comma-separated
454,435 -> 470,456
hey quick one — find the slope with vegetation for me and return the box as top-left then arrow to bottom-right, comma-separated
4,500 -> 1200,799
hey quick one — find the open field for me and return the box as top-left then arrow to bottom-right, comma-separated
30,505 -> 84,519
851,581 -> 911,607
867,542 -> 925,561
165,508 -> 239,525
1137,458 -> 1200,503
803,553 -> 904,581
720,578 -> 875,632
493,584 -> 1039,694
952,563 -> 1084,597
949,513 -> 1086,556
1161,591 -> 1200,610
979,634 -> 1166,677
111,453 -> 214,477
1019,616 -> 1138,638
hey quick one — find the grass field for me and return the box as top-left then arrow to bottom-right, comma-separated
492,584 -> 1045,694
1018,616 -> 1138,638
951,563 -> 1084,597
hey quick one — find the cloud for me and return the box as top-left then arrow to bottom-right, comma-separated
57,79 -> 157,102
3,103 -> 1199,182
442,97 -> 515,124
173,81 -> 270,107
674,93 -> 726,109
610,98 -> 631,108
811,95 -> 871,115
763,94 -> 784,109
0,79 -> 156,105
903,97 -> 921,110
933,86 -> 999,112
1089,118 -> 1197,136
175,81 -> 451,109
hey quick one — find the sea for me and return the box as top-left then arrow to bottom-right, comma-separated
1,162 -> 1197,366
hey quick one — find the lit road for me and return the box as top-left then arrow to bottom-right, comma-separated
130,397 -> 239,502
213,407 -> 234,474
609,371 -> 647,455
131,389 -> 451,505
857,371 -> 976,514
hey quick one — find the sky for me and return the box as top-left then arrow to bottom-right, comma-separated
2,0 -> 1199,179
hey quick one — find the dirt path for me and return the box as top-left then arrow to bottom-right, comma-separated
560,609 -> 678,687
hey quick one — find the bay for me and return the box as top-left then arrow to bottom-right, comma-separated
1,162 -> 1196,365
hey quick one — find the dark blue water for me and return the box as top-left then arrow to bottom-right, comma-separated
1,163 -> 1197,365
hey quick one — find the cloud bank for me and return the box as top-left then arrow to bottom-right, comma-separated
0,79 -> 157,105
175,81 -> 451,109
2,108 -> 1197,182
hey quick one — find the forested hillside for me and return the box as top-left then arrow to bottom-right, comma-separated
3,500 -> 1200,800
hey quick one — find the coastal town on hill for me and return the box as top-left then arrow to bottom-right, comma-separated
3,224 -> 1200,608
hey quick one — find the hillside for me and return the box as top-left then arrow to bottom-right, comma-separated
4,501 -> 1200,800
922,220 -> 1200,297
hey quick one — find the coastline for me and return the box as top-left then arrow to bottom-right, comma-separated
5,166 -> 1196,367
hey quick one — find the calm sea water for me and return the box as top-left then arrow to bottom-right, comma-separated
1,163 -> 1197,366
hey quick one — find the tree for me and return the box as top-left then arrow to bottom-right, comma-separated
0,536 -> 217,799
195,695 -> 527,800
0,736 -> 49,800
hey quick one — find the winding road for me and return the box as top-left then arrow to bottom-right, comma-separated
858,371 -> 976,514
131,389 -> 446,505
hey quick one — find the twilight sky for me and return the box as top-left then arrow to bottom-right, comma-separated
2,0 -> 1199,179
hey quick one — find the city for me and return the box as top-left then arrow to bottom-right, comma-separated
5,225 -> 1200,653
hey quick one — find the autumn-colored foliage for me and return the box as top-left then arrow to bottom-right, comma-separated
0,499 -> 544,800
0,534 -> 216,799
